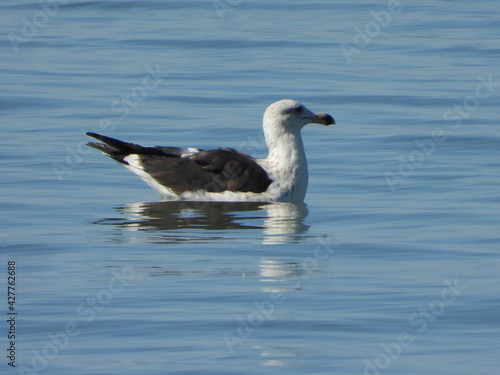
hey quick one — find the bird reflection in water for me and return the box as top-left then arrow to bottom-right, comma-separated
259,260 -> 307,293
93,201 -> 309,244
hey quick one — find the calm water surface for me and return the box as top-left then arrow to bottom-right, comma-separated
1,1 -> 499,374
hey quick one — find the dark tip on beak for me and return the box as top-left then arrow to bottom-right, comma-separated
325,114 -> 335,125
311,113 -> 335,126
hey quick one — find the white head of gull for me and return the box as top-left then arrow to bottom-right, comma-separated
258,99 -> 335,202
86,99 -> 335,203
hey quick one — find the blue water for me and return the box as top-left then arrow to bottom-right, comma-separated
1,1 -> 499,374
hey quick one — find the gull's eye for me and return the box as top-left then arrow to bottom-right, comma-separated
293,106 -> 303,114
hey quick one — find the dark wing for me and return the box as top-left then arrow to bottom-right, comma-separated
86,132 -> 194,161
86,132 -> 272,195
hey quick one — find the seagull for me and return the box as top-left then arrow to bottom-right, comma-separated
86,99 -> 335,202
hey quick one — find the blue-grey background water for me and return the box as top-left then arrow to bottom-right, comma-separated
1,1 -> 499,374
